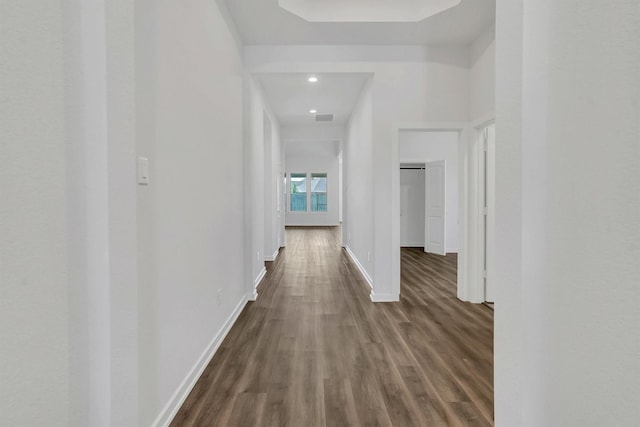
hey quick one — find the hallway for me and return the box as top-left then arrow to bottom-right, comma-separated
172,228 -> 493,426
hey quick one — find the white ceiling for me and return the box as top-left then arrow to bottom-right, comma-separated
223,0 -> 495,45
277,0 -> 462,23
256,73 -> 371,127
235,0 -> 495,129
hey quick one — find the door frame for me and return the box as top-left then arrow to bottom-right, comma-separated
391,122 -> 469,300
391,118 -> 496,303
467,116 -> 496,303
474,119 -> 496,303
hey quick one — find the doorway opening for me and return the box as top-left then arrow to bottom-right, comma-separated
399,131 -> 459,255
400,163 -> 426,248
398,130 -> 461,297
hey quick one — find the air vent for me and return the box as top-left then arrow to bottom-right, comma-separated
315,113 -> 334,122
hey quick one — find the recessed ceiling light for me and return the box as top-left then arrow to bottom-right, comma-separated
307,76 -> 318,83
309,109 -> 317,114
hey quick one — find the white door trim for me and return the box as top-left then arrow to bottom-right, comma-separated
391,117 -> 496,303
468,118 -> 496,303
391,122 -> 468,301
478,121 -> 496,303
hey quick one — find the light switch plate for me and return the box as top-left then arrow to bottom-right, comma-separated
137,157 -> 149,185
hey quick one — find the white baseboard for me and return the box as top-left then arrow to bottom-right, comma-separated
153,295 -> 249,427
284,223 -> 341,227
265,248 -> 279,262
254,266 -> 267,290
344,245 -> 373,290
401,245 -> 458,253
370,290 -> 400,302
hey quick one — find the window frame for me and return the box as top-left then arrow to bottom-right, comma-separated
286,171 -> 329,214
288,172 -> 308,213
310,172 -> 328,213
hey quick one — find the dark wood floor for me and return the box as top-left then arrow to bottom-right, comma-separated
171,227 -> 493,426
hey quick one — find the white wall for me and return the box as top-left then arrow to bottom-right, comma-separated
495,1 -> 640,425
344,78 -> 375,286
246,78 -> 282,286
467,27 -> 496,301
376,60 -> 468,300
399,169 -> 425,247
282,125 -> 344,228
495,1 -> 525,423
399,131 -> 459,252
245,46 -> 470,300
285,140 -> 341,226
244,78 -> 264,295
1,2 -> 70,425
103,3 -> 139,425
263,113 -> 283,260
469,26 -> 495,122
135,1 -> 247,424
2,1 -> 139,425
264,100 -> 283,261
281,124 -> 345,142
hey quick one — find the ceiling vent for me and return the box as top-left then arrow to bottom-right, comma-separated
315,113 -> 334,122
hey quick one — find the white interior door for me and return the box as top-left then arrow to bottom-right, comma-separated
425,160 -> 446,255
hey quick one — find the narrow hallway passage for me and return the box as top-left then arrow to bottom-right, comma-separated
172,227 -> 493,426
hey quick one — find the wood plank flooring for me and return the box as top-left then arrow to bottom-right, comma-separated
171,227 -> 494,426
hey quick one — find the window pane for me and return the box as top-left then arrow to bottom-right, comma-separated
290,173 -> 307,212
311,173 -> 327,212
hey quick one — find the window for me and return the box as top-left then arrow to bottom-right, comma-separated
311,173 -> 327,212
290,173 -> 307,212
288,172 -> 328,213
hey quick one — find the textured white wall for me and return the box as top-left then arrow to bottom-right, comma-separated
494,0 -> 524,425
520,1 -> 640,425
135,0 -> 246,424
496,1 -> 640,425
0,2 -> 70,425
399,131 -> 460,252
104,2 -> 139,425
3,2 -> 140,425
